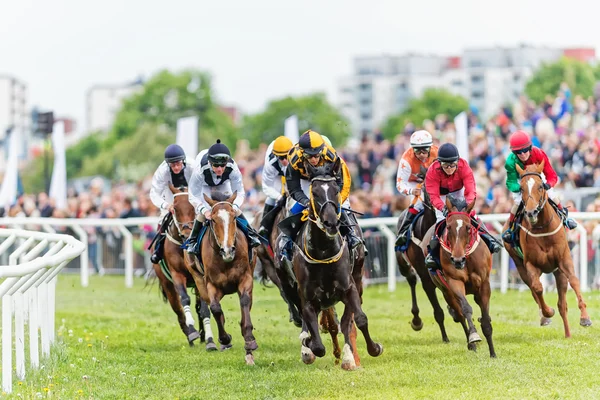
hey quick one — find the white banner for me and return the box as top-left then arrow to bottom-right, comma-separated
284,115 -> 299,144
454,111 -> 469,160
176,116 -> 199,158
0,131 -> 20,209
49,121 -> 67,209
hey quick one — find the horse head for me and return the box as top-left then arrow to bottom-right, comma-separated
168,184 -> 195,240
516,161 -> 547,225
444,195 -> 476,269
204,191 -> 238,262
304,158 -> 341,238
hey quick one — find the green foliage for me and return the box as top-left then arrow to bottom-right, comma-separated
524,57 -> 597,103
12,275 -> 600,399
381,89 -> 469,139
240,93 -> 351,148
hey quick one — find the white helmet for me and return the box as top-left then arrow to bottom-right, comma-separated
410,130 -> 433,148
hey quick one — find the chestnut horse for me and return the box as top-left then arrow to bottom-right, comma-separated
427,195 -> 496,357
395,167 -> 449,342
185,192 -> 258,365
290,159 -> 383,370
503,162 -> 591,336
151,185 -> 216,350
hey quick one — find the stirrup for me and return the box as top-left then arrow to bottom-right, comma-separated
501,229 -> 513,243
425,254 -> 438,269
565,218 -> 577,230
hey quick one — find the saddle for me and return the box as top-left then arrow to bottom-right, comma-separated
395,209 -> 425,253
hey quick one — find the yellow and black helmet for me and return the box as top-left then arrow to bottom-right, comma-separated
272,136 -> 294,157
298,130 -> 325,156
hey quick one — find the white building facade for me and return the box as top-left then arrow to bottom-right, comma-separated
86,78 -> 144,133
0,76 -> 29,172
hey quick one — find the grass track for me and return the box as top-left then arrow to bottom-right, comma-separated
6,274 -> 600,399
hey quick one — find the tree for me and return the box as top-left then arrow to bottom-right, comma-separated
381,89 -> 469,139
524,57 -> 597,104
240,93 -> 350,148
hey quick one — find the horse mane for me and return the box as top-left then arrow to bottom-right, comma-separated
447,194 -> 468,212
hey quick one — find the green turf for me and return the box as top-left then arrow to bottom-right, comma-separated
5,274 -> 600,399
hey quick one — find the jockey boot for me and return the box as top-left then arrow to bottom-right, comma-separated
187,219 -> 202,256
425,235 -> 440,270
150,234 -> 165,264
395,208 -> 417,247
557,203 -> 578,230
501,212 -> 517,244
280,234 -> 294,262
258,203 -> 276,238
237,213 -> 262,248
340,210 -> 362,250
480,232 -> 502,254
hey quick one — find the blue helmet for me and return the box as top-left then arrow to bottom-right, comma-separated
164,144 -> 186,163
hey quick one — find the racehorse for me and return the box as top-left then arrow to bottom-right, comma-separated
252,198 -> 303,327
394,167 -> 449,342
184,192 -> 259,365
290,159 -> 383,370
503,161 -> 592,337
428,195 -> 496,357
151,185 -> 216,351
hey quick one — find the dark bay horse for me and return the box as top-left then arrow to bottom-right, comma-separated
151,185 -> 216,351
395,168 -> 449,342
252,199 -> 303,327
291,159 -> 383,370
429,195 -> 496,357
503,162 -> 591,337
185,192 -> 258,365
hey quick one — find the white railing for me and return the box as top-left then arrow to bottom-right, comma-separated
1,212 -> 599,293
0,228 -> 85,394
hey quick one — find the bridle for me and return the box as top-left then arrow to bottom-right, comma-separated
208,201 -> 237,251
520,172 -> 548,217
307,176 -> 341,233
166,192 -> 195,245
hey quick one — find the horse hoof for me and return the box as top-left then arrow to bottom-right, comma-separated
341,360 -> 358,371
245,340 -> 258,352
301,345 -> 315,365
540,317 -> 552,326
580,318 -> 592,327
542,308 -> 555,318
219,334 -> 232,346
292,319 -> 303,328
410,320 -> 423,331
368,343 -> 383,357
205,337 -> 218,352
187,331 -> 201,344
220,343 -> 233,352
468,332 -> 482,344
245,354 -> 255,366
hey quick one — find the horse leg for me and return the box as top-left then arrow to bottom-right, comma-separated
521,261 -> 555,324
206,283 -> 232,351
158,275 -> 198,346
396,253 -> 423,331
420,270 -> 449,342
322,307 -> 342,364
553,271 -> 571,338
301,300 -> 326,361
443,281 -> 480,352
195,294 -> 217,351
343,283 -> 383,359
172,275 -> 201,346
474,281 -> 496,358
238,273 -> 258,365
559,260 -> 592,328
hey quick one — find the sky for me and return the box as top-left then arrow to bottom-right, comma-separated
0,0 -> 598,130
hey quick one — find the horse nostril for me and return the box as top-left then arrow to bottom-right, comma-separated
231,246 -> 235,253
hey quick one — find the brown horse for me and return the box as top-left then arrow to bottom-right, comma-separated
427,195 -> 496,357
503,161 -> 592,337
395,170 -> 449,342
184,192 -> 258,365
290,160 -> 383,370
151,185 -> 217,350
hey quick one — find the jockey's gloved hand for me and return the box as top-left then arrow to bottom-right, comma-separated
543,182 -> 551,190
442,207 -> 449,217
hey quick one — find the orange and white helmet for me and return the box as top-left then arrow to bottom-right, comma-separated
409,130 -> 433,148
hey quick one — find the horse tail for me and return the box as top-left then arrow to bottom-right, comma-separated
255,257 -> 271,287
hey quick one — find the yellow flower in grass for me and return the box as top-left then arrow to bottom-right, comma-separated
87,344 -> 92,348
17,381 -> 23,386
77,389 -> 83,395
43,387 -> 49,392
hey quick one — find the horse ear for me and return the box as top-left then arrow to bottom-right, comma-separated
445,196 -> 453,211
466,198 -> 476,214
227,191 -> 237,204
515,164 -> 524,176
169,183 -> 177,194
537,159 -> 545,174
330,157 -> 341,176
204,194 -> 216,207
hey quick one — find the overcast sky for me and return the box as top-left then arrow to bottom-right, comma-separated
0,0 -> 597,128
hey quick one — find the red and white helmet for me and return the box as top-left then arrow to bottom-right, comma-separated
410,130 -> 433,148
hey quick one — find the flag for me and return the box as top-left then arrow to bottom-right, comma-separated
49,121 -> 67,209
176,116 -> 199,158
0,130 -> 19,209
284,115 -> 299,144
454,111 -> 469,160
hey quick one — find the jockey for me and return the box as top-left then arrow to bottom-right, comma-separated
279,130 -> 362,261
502,130 -> 577,244
394,130 -> 439,246
149,144 -> 195,264
258,136 -> 294,241
186,139 -> 262,256
424,143 -> 502,269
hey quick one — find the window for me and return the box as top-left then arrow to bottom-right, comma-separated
471,91 -> 483,99
361,112 -> 371,121
471,75 -> 483,83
